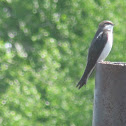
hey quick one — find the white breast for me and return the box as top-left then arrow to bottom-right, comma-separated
97,31 -> 113,62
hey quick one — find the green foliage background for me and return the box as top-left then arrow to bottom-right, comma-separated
0,0 -> 126,126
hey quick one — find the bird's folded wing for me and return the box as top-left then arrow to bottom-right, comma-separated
87,31 -> 108,64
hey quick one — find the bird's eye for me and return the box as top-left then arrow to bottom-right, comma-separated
105,23 -> 109,25
104,24 -> 107,27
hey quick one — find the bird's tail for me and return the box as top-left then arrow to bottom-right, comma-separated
76,75 -> 88,89
76,63 -> 95,89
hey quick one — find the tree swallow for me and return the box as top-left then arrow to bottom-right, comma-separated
77,20 -> 114,89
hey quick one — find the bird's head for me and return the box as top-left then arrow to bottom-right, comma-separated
99,20 -> 114,31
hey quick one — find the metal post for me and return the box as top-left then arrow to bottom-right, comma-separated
92,61 -> 126,126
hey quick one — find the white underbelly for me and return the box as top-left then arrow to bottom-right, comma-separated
98,32 -> 113,62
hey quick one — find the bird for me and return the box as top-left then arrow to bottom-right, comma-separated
76,20 -> 114,89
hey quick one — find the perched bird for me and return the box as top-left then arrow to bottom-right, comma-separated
77,20 -> 114,89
